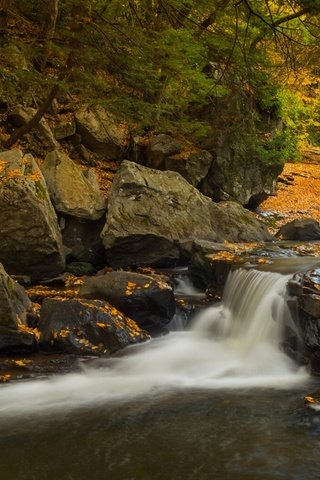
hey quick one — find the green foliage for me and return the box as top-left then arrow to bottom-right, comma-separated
1,0 -> 320,157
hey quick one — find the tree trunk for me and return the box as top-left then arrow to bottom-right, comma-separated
39,0 -> 59,71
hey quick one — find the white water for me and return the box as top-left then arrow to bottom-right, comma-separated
174,273 -> 203,296
0,269 -> 309,417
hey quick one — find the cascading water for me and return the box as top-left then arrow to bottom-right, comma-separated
0,268 -> 309,417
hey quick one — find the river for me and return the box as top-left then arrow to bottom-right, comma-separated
0,267 -> 319,479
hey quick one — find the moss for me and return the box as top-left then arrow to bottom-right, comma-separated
34,180 -> 48,201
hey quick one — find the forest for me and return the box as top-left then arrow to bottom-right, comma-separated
1,0 -> 320,156
1,2 -> 320,480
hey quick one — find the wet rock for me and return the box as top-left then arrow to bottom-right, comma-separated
79,271 -> 175,334
75,105 -> 129,159
190,240 -> 276,297
146,134 -> 182,169
39,297 -> 150,355
287,269 -> 320,373
189,241 -> 240,297
0,264 -> 34,353
0,150 -> 65,280
61,215 -> 105,266
101,161 -> 270,268
41,150 -> 107,220
276,218 -> 320,241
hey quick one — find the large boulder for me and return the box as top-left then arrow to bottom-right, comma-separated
200,153 -> 280,207
210,201 -> 273,243
0,264 -> 34,352
41,150 -> 107,220
75,105 -> 129,159
276,218 -> 320,241
38,297 -> 149,355
101,161 -> 272,267
79,271 -> 175,334
0,150 -> 65,280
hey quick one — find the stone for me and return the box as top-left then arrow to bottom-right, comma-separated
165,150 -> 212,187
41,150 -> 107,220
75,105 -> 129,159
79,271 -> 175,334
61,215 -> 106,266
210,201 -> 273,243
53,120 -> 76,140
8,106 -> 59,150
101,161 -> 272,268
146,134 -> 182,169
200,153 -> 281,208
286,269 -> 320,372
38,297 -> 149,355
0,150 -> 65,280
0,264 -> 34,352
199,91 -> 284,207
276,218 -> 320,241
101,160 -> 217,267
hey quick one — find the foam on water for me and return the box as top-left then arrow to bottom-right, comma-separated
0,268 -> 309,416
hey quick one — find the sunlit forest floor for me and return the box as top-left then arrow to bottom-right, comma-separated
260,147 -> 320,232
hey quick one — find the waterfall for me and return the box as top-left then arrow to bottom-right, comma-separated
0,269 -> 309,417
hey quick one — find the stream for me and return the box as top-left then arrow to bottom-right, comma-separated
0,264 -> 319,479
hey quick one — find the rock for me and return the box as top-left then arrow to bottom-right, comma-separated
101,161 -> 272,268
38,297 -> 149,355
79,271 -> 175,334
165,150 -> 213,187
286,269 -> 320,372
210,201 -> 273,243
53,120 -> 76,140
75,105 -> 129,159
201,155 -> 281,207
0,150 -> 65,280
190,240 -> 278,297
8,106 -> 59,150
41,150 -> 107,220
146,134 -> 182,169
0,264 -> 34,352
276,218 -> 320,241
101,160 -> 217,267
61,215 -> 106,266
189,241 -> 236,296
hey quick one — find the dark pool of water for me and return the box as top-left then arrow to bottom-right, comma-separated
0,384 -> 319,480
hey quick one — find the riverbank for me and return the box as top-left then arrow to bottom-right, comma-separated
260,149 -> 320,232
